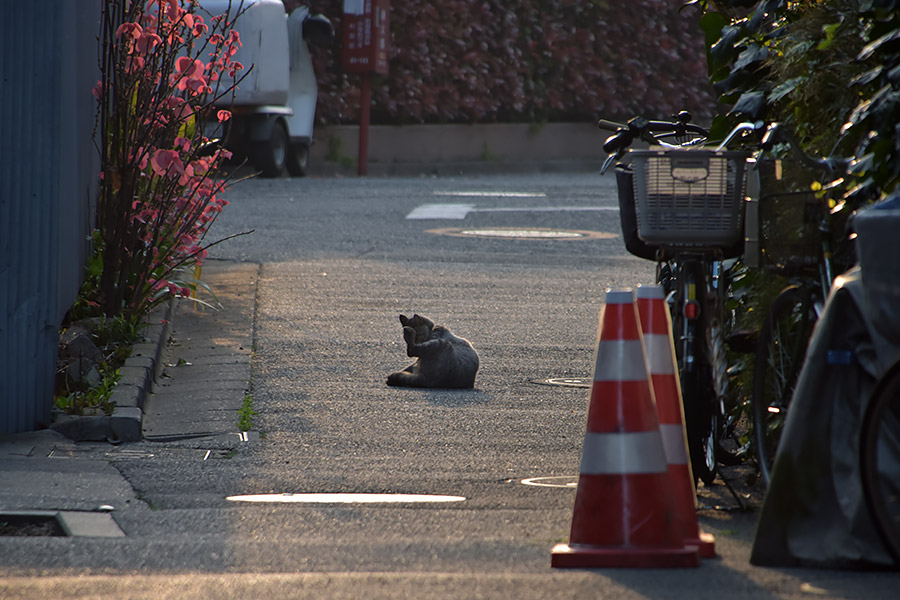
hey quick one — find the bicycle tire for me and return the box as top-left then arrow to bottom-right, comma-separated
860,358 -> 900,566
752,285 -> 816,487
672,260 -> 718,486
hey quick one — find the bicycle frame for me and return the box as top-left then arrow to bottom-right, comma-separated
665,251 -> 730,484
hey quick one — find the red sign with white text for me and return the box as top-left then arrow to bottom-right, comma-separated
341,0 -> 390,75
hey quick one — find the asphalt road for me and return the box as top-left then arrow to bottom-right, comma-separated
3,172 -> 898,598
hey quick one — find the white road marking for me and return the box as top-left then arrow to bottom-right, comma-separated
475,206 -> 619,213
226,493 -> 467,504
521,476 -> 579,488
406,203 -> 618,220
406,203 -> 475,219
432,191 -> 547,198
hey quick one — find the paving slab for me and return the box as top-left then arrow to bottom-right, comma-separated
0,456 -> 140,513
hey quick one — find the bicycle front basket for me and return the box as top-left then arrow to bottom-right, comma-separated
756,158 -> 823,272
631,148 -> 750,247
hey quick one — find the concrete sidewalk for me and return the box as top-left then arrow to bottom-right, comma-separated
0,259 -> 260,535
142,261 -> 258,442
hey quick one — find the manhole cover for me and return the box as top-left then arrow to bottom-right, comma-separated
521,476 -> 579,488
226,493 -> 467,504
531,377 -> 592,388
427,227 -> 617,240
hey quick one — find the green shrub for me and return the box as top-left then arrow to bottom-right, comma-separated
306,0 -> 717,125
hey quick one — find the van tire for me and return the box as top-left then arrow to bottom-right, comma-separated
250,121 -> 288,178
287,142 -> 310,177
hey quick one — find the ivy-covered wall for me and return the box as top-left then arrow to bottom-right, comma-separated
306,0 -> 717,125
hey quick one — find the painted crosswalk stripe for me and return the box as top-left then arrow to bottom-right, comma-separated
432,191 -> 547,198
406,203 -> 618,220
406,204 -> 475,219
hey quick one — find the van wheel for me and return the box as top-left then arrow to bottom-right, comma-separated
287,142 -> 310,177
250,121 -> 288,178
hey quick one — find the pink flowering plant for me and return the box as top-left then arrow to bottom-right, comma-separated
87,0 -> 250,323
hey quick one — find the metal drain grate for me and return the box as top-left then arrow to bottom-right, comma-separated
0,511 -> 125,538
0,513 -> 65,537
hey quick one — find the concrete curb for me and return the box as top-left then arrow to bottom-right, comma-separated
310,159 -> 601,178
307,122 -> 605,178
50,301 -> 174,443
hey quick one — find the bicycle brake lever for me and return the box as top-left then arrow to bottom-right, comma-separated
600,151 -> 623,175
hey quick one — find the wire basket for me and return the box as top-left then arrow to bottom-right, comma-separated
631,149 -> 750,247
756,158 -> 823,272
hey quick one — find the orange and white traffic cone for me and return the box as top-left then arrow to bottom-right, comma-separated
636,284 -> 717,559
551,289 -> 700,568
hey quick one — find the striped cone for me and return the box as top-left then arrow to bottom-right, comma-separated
636,285 -> 717,559
551,289 -> 700,568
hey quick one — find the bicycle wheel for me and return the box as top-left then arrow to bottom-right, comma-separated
672,260 -> 719,486
752,285 -> 816,487
860,358 -> 900,565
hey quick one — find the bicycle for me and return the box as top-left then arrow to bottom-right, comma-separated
750,196 -> 899,568
855,197 -> 900,566
742,124 -> 854,488
599,113 -> 749,485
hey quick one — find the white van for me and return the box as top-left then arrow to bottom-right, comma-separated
200,0 -> 333,177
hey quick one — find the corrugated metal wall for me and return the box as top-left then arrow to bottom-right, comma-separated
1,1 -> 100,434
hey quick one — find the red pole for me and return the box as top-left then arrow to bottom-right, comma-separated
358,73 -> 371,176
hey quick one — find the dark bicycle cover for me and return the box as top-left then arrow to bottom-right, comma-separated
751,207 -> 900,569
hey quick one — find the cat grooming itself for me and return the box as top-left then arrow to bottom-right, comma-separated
386,314 -> 479,389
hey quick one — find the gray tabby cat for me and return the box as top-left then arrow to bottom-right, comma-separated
386,314 -> 479,389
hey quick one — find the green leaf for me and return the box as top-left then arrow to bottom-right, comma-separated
734,43 -> 769,70
700,11 -> 729,49
708,114 -> 736,143
858,28 -> 900,61
730,91 -> 767,119
768,76 -> 805,103
709,23 -> 742,72
851,65 -> 885,87
785,39 -> 815,59
817,22 -> 842,51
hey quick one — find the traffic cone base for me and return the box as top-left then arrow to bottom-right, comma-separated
554,471 -> 701,568
551,542 -> 700,569
688,532 -> 717,559
567,472 -> 682,546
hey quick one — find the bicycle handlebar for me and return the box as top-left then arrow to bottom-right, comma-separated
712,121 -> 853,176
597,114 -> 709,174
598,115 -> 850,182
598,116 -> 709,155
761,123 -> 851,176
598,119 -> 627,133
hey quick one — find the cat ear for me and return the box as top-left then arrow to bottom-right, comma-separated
399,314 -> 409,325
